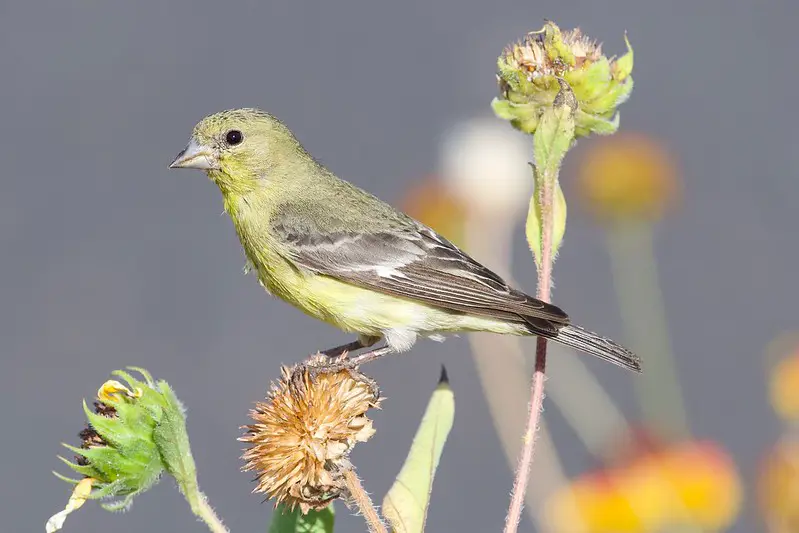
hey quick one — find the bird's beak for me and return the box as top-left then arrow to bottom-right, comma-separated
169,138 -> 219,170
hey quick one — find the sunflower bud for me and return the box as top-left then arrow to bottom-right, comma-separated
240,355 -> 381,514
493,21 -> 633,137
48,368 -> 207,532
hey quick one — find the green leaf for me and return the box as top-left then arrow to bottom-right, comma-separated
153,380 -> 197,491
533,92 -> 576,177
526,179 -> 567,266
268,503 -> 335,533
612,34 -> 634,81
525,81 -> 575,265
575,109 -> 620,137
542,21 -> 575,66
491,98 -> 541,135
383,367 -> 455,533
567,57 -> 611,105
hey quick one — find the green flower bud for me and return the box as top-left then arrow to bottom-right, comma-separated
492,21 -> 633,137
48,368 -> 204,532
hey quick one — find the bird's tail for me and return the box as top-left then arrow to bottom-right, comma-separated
543,324 -> 642,373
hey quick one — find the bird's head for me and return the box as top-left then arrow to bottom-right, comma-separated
169,108 -> 304,194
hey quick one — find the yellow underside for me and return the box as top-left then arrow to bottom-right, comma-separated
226,192 -> 528,344
257,262 -> 528,339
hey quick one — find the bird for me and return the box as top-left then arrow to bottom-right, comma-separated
169,108 -> 641,372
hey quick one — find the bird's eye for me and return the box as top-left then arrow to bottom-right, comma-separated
225,130 -> 244,146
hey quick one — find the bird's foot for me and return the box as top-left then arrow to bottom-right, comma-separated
291,352 -> 381,401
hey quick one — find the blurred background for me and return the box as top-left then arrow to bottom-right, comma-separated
2,1 -> 798,532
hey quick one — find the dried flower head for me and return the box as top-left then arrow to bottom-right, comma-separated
493,21 -> 634,137
241,355 -> 381,513
74,401 -> 116,465
505,27 -> 603,79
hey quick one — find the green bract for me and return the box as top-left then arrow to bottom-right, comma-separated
57,369 -> 171,511
49,367 -> 215,533
492,21 -> 633,138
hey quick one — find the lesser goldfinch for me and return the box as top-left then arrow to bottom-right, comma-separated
169,108 -> 641,372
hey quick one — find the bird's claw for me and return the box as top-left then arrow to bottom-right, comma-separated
291,352 -> 381,402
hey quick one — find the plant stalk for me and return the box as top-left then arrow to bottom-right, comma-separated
504,168 -> 556,533
343,468 -> 387,533
606,222 -> 689,437
464,216 -> 570,531
183,483 -> 230,533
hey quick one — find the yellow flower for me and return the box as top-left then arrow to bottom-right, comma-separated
759,439 -> 799,532
401,176 -> 467,249
545,441 -> 741,532
768,335 -> 799,421
576,132 -> 679,222
46,478 -> 94,533
240,355 -> 381,513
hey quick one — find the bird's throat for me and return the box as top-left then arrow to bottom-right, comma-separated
206,169 -> 258,197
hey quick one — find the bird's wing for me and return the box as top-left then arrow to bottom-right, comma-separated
273,219 -> 569,327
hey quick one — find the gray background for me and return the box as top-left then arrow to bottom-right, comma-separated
2,1 -> 797,531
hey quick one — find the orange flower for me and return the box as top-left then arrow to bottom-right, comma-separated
575,133 -> 679,222
400,176 -> 467,248
767,334 -> 799,421
759,439 -> 799,532
545,441 -> 741,532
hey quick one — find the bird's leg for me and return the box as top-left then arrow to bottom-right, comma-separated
299,345 -> 394,388
307,346 -> 395,375
320,340 -> 365,358
346,346 -> 394,366
320,335 -> 381,358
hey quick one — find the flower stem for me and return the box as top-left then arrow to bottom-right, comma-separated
504,167 -> 556,533
343,468 -> 387,533
606,222 -> 689,437
464,216 -> 570,530
505,81 -> 575,533
184,487 -> 230,533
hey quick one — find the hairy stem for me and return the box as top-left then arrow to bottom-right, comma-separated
465,216 -> 570,530
184,485 -> 230,533
343,468 -> 387,533
505,169 -> 556,533
154,383 -> 230,533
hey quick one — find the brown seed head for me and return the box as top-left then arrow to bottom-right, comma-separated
240,355 -> 381,513
75,401 -> 117,466
502,27 -> 602,82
